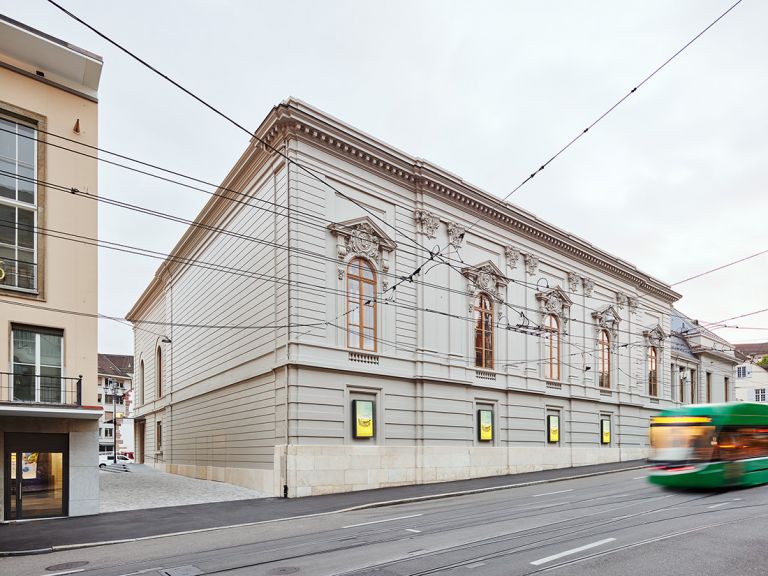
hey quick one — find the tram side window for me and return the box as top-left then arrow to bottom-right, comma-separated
717,428 -> 768,461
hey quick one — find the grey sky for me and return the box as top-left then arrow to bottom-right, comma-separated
1,0 -> 765,354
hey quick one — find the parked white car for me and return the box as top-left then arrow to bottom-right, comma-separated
98,454 -> 134,468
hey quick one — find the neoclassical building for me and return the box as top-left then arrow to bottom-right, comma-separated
129,99 -> 718,497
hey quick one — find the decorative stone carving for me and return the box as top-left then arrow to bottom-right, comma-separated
535,286 -> 573,328
337,267 -> 344,280
524,253 -> 539,276
616,291 -> 628,310
592,305 -> 621,340
567,272 -> 579,293
505,246 -> 521,270
643,325 -> 667,347
581,277 -> 594,297
627,296 -> 638,314
328,216 -> 397,269
414,209 -> 439,239
447,222 -> 465,249
461,260 -> 509,301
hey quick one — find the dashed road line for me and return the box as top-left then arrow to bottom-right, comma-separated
342,513 -> 423,529
531,538 -> 616,566
532,489 -> 573,498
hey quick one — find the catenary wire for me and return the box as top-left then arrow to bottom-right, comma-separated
458,0 -> 745,240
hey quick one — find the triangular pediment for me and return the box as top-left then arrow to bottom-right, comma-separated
328,216 -> 397,251
461,260 -> 508,285
643,323 -> 668,342
592,305 -> 621,323
537,285 -> 573,307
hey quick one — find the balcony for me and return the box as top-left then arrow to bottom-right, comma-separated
0,372 -> 82,406
0,256 -> 37,293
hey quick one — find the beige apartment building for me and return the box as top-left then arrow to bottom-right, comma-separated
0,16 -> 102,519
131,99 -> 708,498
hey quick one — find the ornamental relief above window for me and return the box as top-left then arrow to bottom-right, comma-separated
592,305 -> 621,341
535,286 -> 572,329
328,217 -> 396,288
461,260 -> 509,306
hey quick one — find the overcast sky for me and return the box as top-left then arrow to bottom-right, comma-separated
1,0 -> 765,354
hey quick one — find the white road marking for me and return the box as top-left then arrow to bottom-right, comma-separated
530,538 -> 616,566
342,513 -> 423,528
466,561 -> 486,568
708,498 -> 741,509
117,568 -> 166,576
532,489 -> 573,498
405,528 -> 421,533
38,570 -> 85,576
632,476 -> 646,480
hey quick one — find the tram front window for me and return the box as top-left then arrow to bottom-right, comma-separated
649,424 -> 716,463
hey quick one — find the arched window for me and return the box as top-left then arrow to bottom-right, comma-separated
347,257 -> 376,351
545,314 -> 560,381
139,359 -> 145,405
598,330 -> 611,389
474,294 -> 494,369
156,346 -> 163,398
648,347 -> 658,397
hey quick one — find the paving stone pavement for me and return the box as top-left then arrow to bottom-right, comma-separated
99,464 -> 268,513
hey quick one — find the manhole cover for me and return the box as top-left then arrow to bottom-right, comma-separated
46,562 -> 89,571
267,568 -> 300,575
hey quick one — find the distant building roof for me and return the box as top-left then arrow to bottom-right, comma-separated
98,354 -> 134,378
735,342 -> 768,357
0,14 -> 102,98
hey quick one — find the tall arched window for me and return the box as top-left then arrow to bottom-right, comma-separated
347,257 -> 376,351
474,294 -> 494,369
156,346 -> 163,398
139,359 -> 145,405
545,314 -> 560,381
598,330 -> 611,389
648,347 -> 658,397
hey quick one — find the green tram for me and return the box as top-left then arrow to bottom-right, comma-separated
648,403 -> 768,489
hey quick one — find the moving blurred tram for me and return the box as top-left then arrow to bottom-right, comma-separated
648,403 -> 768,488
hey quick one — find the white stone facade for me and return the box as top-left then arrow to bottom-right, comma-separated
130,99 -> 704,497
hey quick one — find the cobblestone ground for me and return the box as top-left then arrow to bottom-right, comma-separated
99,464 -> 268,513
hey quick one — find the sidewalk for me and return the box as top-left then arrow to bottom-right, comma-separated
0,460 -> 646,555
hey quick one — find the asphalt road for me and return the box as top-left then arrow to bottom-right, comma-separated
5,468 -> 768,576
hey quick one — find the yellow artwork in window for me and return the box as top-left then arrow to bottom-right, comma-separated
548,415 -> 560,443
353,400 -> 374,438
479,410 -> 493,442
601,419 -> 611,444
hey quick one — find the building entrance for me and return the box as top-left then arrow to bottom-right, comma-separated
3,433 -> 68,520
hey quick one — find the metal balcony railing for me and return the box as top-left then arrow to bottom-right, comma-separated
0,256 -> 37,291
0,372 -> 82,406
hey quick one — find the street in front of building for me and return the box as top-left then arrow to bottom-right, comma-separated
5,467 -> 768,576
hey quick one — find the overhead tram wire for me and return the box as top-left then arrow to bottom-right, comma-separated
671,247 -> 768,286
457,0 -> 745,241
44,0 -> 747,329
0,126 -> 450,272
45,0 -> 444,274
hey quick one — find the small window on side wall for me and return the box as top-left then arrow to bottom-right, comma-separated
547,413 -> 560,444
477,408 -> 494,442
351,399 -> 375,438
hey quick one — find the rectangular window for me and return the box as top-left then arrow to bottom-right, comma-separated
706,372 -> 712,403
156,421 -> 162,450
724,377 -> 730,402
11,325 -> 63,403
737,366 -> 746,378
756,389 -> 766,402
0,118 -> 37,292
105,428 -> 113,438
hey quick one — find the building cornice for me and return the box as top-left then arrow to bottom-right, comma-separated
263,99 -> 680,303
128,98 -> 681,322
